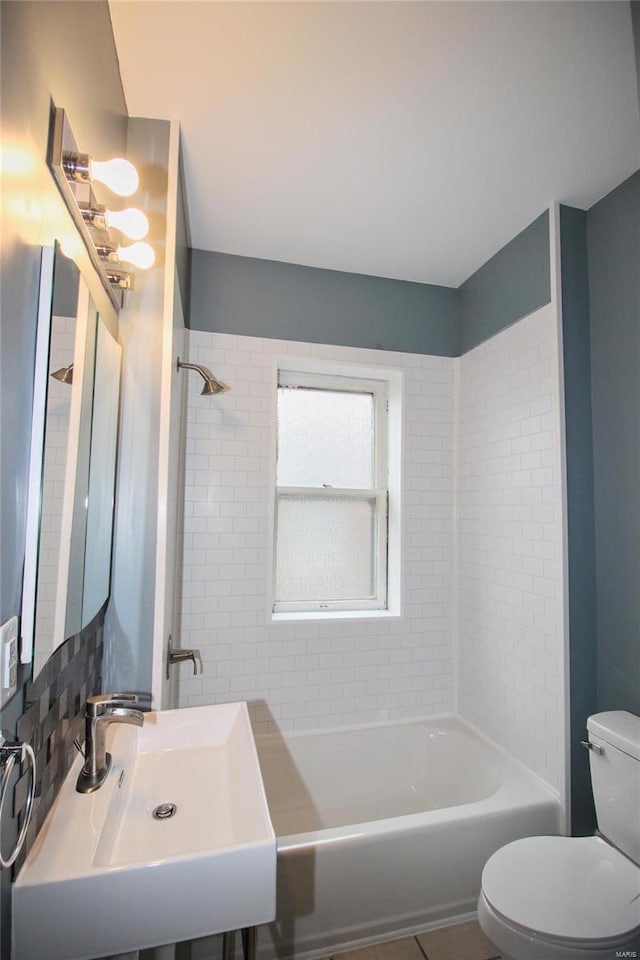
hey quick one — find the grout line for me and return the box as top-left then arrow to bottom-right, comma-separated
413,935 -> 430,960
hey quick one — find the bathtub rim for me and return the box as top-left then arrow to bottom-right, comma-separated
255,711 -> 561,797
255,712 -> 563,850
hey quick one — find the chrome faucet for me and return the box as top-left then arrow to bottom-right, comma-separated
76,694 -> 146,794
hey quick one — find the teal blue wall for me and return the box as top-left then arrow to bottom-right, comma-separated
587,170 -> 640,717
0,3 -> 127,954
0,0 -> 127,624
52,249 -> 81,317
189,250 -> 460,356
189,214 -> 552,358
555,175 -> 640,835
458,211 -> 551,352
175,146 -> 192,320
559,205 -> 597,836
633,0 -> 640,110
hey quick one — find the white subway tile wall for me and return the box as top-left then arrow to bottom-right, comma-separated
457,304 -> 565,789
179,333 -> 456,733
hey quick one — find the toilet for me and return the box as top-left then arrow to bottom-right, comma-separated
478,711 -> 640,960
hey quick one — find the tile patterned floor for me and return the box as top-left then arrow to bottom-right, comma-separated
134,918 -> 501,960
332,921 -> 501,960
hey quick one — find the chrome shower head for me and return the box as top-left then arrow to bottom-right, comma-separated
50,363 -> 74,385
176,357 -> 229,396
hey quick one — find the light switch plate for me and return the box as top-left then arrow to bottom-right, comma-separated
1,615 -> 19,706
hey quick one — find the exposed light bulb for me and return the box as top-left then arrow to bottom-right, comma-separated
104,207 -> 149,240
89,157 -> 139,196
116,242 -> 155,270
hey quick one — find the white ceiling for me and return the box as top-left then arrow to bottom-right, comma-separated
110,1 -> 639,287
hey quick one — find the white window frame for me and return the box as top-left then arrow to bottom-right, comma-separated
273,369 -> 389,614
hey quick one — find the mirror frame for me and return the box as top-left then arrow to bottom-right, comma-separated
21,246 -> 56,664
20,243 -> 121,670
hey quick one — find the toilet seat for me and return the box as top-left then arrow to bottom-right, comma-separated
481,835 -> 640,944
478,890 -> 640,960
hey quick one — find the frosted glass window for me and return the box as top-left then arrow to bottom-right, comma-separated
274,368 -> 390,613
275,496 -> 375,602
277,387 -> 374,488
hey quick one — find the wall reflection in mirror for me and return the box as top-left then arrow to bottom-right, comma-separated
22,243 -> 121,678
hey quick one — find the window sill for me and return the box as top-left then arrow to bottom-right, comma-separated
271,609 -> 401,624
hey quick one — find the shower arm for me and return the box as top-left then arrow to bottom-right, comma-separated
176,357 -> 229,396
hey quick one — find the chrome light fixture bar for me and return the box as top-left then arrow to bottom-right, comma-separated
105,269 -> 133,292
47,106 -> 153,309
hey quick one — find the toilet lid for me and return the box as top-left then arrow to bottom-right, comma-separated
482,836 -> 640,941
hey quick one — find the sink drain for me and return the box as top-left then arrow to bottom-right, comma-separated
152,802 -> 177,820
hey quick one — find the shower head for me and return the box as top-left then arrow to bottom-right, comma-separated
50,363 -> 74,385
176,357 -> 229,396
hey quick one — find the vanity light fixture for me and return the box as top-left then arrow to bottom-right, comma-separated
96,241 -> 155,271
106,269 -> 133,291
80,204 -> 149,241
47,105 -> 153,309
62,153 -> 139,196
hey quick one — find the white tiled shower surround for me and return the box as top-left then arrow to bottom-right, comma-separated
179,308 -> 565,790
179,333 -> 456,732
457,304 -> 565,789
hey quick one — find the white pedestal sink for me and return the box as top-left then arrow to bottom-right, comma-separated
12,702 -> 276,960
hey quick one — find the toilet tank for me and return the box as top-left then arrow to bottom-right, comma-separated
587,711 -> 640,865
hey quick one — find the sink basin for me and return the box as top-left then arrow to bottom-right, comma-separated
12,702 -> 277,960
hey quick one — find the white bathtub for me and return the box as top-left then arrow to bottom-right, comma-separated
254,715 -> 561,960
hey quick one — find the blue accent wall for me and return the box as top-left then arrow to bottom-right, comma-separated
587,170 -> 640,717
459,211 -> 551,353
0,4 -> 127,955
189,213 -> 553,358
189,249 -> 459,356
632,0 -> 640,110
0,1 -> 127,625
559,205 -> 597,836
175,146 -> 192,320
52,250 -> 80,318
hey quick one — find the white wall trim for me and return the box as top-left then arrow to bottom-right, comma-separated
152,119 -> 182,708
549,200 -> 571,834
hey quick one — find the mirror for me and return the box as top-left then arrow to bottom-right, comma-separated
21,243 -> 121,678
82,317 -> 121,625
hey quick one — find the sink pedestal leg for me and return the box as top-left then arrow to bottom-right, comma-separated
222,925 -> 255,960
241,927 -> 256,960
222,931 -> 235,960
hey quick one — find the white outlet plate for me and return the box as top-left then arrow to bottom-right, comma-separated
1,615 -> 19,706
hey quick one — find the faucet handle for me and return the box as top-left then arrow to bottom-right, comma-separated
87,693 -> 137,704
110,692 -> 152,708
85,693 -> 150,716
166,644 -> 202,678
